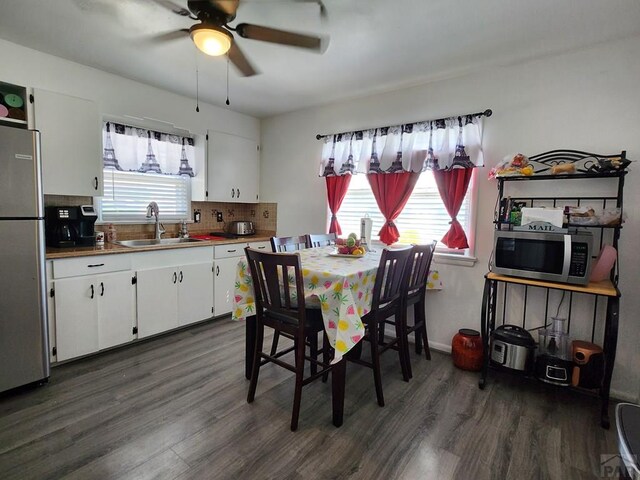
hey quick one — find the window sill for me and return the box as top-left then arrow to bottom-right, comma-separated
433,252 -> 477,267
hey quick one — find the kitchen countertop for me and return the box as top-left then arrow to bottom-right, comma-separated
45,233 -> 274,259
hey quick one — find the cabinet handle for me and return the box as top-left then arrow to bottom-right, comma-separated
179,271 -> 183,283
216,265 -> 220,276
100,282 -> 104,296
236,188 -> 240,198
173,272 -> 177,284
227,249 -> 237,253
257,246 -> 266,249
231,188 -> 235,198
87,263 -> 104,268
93,176 -> 99,190
90,284 -> 94,299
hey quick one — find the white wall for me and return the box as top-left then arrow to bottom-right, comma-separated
0,39 -> 259,140
260,35 -> 640,401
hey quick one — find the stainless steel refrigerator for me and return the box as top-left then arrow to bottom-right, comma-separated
0,126 -> 50,393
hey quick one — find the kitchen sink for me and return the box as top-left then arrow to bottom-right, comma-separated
116,238 -> 205,248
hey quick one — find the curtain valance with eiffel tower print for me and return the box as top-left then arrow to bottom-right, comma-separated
102,122 -> 195,177
318,113 -> 485,177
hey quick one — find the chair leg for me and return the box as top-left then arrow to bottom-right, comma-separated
394,313 -> 411,382
291,334 -> 306,431
368,323 -> 385,407
322,332 -> 332,383
247,322 -> 265,403
378,321 -> 386,345
309,331 -> 318,376
270,331 -> 280,356
415,301 -> 431,360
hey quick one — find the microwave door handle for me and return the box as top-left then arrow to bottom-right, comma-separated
562,234 -> 572,281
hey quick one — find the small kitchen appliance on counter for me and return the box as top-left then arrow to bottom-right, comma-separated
535,317 -> 573,386
226,220 -> 255,236
490,324 -> 536,373
0,126 -> 49,393
45,205 -> 97,247
571,340 -> 604,389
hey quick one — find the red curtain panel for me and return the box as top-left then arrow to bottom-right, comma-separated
367,171 -> 420,245
433,168 -> 473,249
325,175 -> 352,235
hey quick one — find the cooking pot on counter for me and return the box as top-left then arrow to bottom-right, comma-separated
226,221 -> 255,236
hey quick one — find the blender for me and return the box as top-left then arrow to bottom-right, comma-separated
535,317 -> 573,386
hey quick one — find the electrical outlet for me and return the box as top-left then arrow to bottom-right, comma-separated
216,211 -> 223,222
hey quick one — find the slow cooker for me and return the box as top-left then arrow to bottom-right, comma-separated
490,324 -> 536,373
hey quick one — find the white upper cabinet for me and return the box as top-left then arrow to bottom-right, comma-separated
31,89 -> 103,196
207,131 -> 259,203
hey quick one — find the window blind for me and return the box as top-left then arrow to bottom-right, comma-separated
99,169 -> 191,222
338,173 -> 471,248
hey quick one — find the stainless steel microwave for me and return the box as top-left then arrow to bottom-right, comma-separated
492,230 -> 593,285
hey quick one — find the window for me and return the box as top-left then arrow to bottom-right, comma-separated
99,170 -> 191,222
337,172 -> 473,253
97,122 -> 195,222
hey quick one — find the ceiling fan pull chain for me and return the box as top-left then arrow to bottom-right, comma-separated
195,64 -> 200,113
226,55 -> 230,106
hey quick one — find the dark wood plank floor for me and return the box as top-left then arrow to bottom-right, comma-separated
0,318 -> 619,480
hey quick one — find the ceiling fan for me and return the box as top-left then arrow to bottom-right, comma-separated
153,0 -> 327,76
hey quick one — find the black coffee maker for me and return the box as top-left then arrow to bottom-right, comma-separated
45,205 -> 97,247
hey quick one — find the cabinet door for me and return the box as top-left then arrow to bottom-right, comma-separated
54,276 -> 99,361
136,266 -> 179,338
32,89 -> 102,196
214,257 -> 242,317
178,262 -> 214,326
207,131 -> 259,203
97,271 -> 136,349
234,137 -> 259,203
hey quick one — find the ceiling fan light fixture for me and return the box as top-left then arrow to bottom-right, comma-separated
190,24 -> 232,56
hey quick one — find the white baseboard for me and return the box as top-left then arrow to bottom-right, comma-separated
427,341 -> 452,354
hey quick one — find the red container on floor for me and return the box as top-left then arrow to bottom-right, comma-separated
452,328 -> 483,371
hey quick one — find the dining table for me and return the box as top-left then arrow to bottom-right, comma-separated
232,244 -> 443,427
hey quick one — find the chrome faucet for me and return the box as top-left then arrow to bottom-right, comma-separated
146,202 -> 165,240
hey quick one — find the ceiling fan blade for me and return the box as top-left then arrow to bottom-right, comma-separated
150,29 -> 190,42
210,0 -> 239,16
235,23 -> 323,51
151,0 -> 192,17
228,41 -> 259,77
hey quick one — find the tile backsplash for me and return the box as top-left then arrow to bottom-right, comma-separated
44,195 -> 277,239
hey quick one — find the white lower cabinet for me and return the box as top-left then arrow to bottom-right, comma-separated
54,270 -> 135,361
213,240 -> 270,317
134,247 -> 214,339
213,257 -> 240,317
136,266 -> 179,338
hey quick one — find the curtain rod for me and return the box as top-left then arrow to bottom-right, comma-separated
315,108 -> 492,140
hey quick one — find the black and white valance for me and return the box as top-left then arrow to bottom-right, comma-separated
318,112 -> 487,177
102,122 -> 196,176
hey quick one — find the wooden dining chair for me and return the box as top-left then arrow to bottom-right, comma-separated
346,247 -> 413,407
378,242 -> 437,379
306,232 -> 337,248
398,241 -> 437,378
270,235 -> 309,252
244,247 -> 332,431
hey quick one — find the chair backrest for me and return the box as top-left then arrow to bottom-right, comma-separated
306,233 -> 337,248
270,235 -> 309,252
244,247 -> 306,329
403,241 -> 437,298
370,247 -> 413,310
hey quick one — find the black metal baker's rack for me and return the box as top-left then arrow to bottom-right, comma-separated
479,150 -> 628,429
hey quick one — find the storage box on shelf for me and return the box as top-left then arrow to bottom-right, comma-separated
480,150 -> 628,429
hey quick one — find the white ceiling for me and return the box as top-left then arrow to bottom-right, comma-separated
1,0 -> 640,118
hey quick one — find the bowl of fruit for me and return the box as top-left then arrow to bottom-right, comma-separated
331,233 -> 366,257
